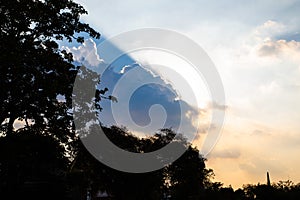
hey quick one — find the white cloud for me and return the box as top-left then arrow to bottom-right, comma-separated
257,39 -> 300,60
125,49 -> 210,109
254,20 -> 286,40
119,64 -> 132,74
63,38 -> 103,67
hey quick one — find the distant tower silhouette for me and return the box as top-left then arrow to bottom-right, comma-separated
267,171 -> 271,186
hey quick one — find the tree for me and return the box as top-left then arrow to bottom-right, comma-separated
0,0 -> 100,142
0,130 -> 69,199
70,127 -> 212,200
0,0 -> 100,198
69,126 -> 166,200
166,145 -> 208,199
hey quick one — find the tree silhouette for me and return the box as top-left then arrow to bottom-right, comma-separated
0,0 -> 100,141
0,0 -> 99,198
69,127 -> 212,200
0,130 -> 69,199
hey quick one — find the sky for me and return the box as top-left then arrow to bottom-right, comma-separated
66,0 -> 300,189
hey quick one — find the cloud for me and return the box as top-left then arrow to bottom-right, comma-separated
252,129 -> 271,137
254,20 -> 286,40
63,39 -> 207,141
249,20 -> 300,62
239,157 -> 287,179
210,148 -> 241,159
119,64 -> 133,74
63,38 -> 103,67
207,101 -> 228,111
98,62 -> 205,141
257,39 -> 300,58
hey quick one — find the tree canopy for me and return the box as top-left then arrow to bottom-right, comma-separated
69,127 -> 211,200
0,0 -> 100,141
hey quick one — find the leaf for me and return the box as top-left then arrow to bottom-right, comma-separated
109,95 -> 118,103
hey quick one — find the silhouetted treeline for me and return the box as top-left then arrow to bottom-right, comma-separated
2,127 -> 300,200
200,180 -> 300,200
0,126 -> 208,199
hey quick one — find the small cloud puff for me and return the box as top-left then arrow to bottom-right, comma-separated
258,39 -> 300,58
252,20 -> 300,60
254,20 -> 286,40
207,101 -> 228,111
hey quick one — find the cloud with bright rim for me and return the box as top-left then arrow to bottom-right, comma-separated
63,39 -> 212,145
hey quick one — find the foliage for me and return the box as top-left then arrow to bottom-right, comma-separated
240,181 -> 300,200
0,131 -> 69,199
0,0 -> 100,142
69,127 -> 210,200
